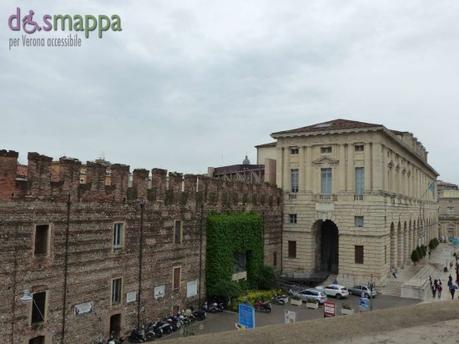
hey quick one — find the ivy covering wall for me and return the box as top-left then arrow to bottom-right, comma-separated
206,212 -> 264,297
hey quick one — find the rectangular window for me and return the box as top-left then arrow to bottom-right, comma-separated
290,147 -> 299,154
355,144 -> 364,152
288,214 -> 297,224
111,278 -> 122,305
113,223 -> 124,248
321,146 -> 332,154
34,225 -> 49,256
290,169 -> 299,193
174,220 -> 182,244
234,252 -> 247,272
321,168 -> 332,195
31,291 -> 46,324
173,267 -> 181,290
273,251 -> 277,266
29,336 -> 45,344
288,241 -> 297,258
355,167 -> 364,197
354,216 -> 364,227
355,246 -> 364,264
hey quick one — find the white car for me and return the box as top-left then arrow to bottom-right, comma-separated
348,285 -> 377,298
289,288 -> 327,304
316,284 -> 350,299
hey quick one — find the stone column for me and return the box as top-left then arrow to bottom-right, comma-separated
299,146 -> 305,192
276,147 -> 284,189
338,144 -> 346,192
305,146 -> 312,192
346,144 -> 353,192
283,148 -> 290,192
364,143 -> 371,192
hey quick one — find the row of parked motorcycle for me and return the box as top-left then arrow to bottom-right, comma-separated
252,294 -> 290,313
105,302 -> 225,343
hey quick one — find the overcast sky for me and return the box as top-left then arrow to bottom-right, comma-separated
1,0 -> 459,182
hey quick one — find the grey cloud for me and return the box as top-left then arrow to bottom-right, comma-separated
1,0 -> 459,181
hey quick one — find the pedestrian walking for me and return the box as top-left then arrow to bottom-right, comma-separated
449,283 -> 458,299
428,250 -> 431,259
431,283 -> 436,298
448,275 -> 453,288
391,266 -> 397,279
437,280 -> 443,299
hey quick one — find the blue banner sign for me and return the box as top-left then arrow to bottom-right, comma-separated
359,297 -> 369,311
238,303 -> 255,329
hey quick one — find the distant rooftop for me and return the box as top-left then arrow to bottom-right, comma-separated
272,119 -> 383,136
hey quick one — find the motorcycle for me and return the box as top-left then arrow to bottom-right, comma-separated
156,320 -> 173,335
192,309 -> 206,321
272,294 -> 289,305
145,322 -> 163,339
254,300 -> 272,313
207,302 -> 225,313
128,328 -> 146,343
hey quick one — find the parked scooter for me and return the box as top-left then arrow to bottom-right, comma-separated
272,294 -> 289,305
192,309 -> 206,321
205,301 -> 225,313
145,322 -> 163,339
254,300 -> 272,313
128,328 -> 146,343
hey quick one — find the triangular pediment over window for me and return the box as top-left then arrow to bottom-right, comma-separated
312,156 -> 339,165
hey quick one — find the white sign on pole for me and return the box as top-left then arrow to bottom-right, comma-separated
284,310 -> 296,324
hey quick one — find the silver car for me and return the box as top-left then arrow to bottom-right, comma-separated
348,285 -> 377,298
289,288 -> 327,304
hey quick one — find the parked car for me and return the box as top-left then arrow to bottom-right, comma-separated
288,288 -> 327,304
348,285 -> 377,298
316,284 -> 349,299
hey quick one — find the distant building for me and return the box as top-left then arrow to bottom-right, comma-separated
438,181 -> 459,239
256,118 -> 439,285
208,155 -> 275,184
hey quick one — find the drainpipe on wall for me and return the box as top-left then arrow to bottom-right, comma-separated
10,225 -> 18,344
61,194 -> 71,344
137,202 -> 144,329
198,202 -> 204,306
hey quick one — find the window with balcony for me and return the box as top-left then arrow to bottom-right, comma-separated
290,169 -> 299,193
321,168 -> 332,196
355,167 -> 364,200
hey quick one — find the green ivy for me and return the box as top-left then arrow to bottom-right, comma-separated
206,212 -> 264,298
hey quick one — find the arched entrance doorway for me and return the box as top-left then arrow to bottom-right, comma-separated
314,220 -> 339,274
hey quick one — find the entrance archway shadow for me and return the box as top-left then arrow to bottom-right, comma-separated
313,220 -> 339,274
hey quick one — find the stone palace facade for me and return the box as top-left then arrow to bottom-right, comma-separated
257,119 -> 439,286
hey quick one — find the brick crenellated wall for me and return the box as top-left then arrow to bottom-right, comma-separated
0,150 -> 283,344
